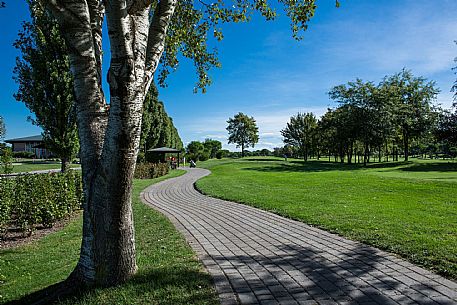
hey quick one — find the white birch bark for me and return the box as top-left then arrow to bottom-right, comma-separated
43,0 -> 177,287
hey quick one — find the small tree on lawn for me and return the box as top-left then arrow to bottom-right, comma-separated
186,141 -> 204,161
227,112 -> 259,157
203,138 -> 222,159
281,112 -> 317,162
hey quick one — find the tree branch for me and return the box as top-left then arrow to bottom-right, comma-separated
87,0 -> 106,104
128,0 -> 155,14
143,0 -> 177,92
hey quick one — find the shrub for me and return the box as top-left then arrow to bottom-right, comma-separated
1,147 -> 14,174
134,162 -> 169,179
216,149 -> 229,159
0,170 -> 83,235
199,150 -> 210,161
12,151 -> 36,158
0,178 -> 14,235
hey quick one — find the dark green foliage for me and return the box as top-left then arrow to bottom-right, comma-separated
203,139 -> 222,159
281,112 -> 317,161
140,83 -> 183,154
134,163 -> 170,179
199,150 -> 211,161
186,141 -> 205,161
12,151 -> 36,158
13,1 -> 79,171
381,69 -> 439,161
435,108 -> 457,157
216,149 -> 230,159
226,112 -> 259,157
0,171 -> 82,235
0,178 -> 14,234
0,147 -> 14,174
311,70 -> 440,164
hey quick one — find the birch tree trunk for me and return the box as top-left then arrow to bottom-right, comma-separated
43,0 -> 177,288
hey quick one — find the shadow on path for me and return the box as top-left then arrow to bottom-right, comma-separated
213,243 -> 452,305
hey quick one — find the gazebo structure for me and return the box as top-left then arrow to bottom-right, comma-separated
147,147 -> 182,167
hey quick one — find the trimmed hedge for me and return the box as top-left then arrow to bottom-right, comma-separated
134,162 -> 169,179
0,170 -> 83,235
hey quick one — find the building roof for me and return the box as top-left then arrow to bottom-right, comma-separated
147,147 -> 181,153
5,135 -> 43,143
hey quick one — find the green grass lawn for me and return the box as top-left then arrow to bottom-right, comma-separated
0,170 -> 219,305
10,161 -> 80,173
197,157 -> 457,279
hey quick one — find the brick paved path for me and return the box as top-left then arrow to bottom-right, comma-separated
141,168 -> 457,305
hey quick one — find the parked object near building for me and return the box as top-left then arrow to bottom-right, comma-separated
5,135 -> 51,158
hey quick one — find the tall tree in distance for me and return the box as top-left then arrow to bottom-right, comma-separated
186,140 -> 205,161
140,83 -> 183,153
227,112 -> 259,157
382,69 -> 439,161
203,138 -> 222,159
281,112 -> 317,161
13,1 -> 78,172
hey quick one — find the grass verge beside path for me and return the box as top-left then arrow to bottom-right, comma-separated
197,157 -> 457,280
0,169 -> 219,305
10,163 -> 80,173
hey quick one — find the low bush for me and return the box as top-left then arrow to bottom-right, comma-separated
0,170 -> 83,236
134,162 -> 169,179
12,151 -> 36,158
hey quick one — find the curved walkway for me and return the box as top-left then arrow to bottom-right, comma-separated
141,168 -> 456,305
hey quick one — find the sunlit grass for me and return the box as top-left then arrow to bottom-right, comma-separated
197,157 -> 457,279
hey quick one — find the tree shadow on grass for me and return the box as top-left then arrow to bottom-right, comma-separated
240,160 -> 411,173
7,267 -> 218,305
397,162 -> 457,172
215,243 -> 450,304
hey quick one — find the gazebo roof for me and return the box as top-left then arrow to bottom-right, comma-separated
147,147 -> 181,153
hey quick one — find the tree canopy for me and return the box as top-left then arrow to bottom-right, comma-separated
140,83 -> 183,152
203,138 -> 222,159
380,69 -> 439,161
278,70 -> 442,164
13,1 -> 79,171
281,112 -> 317,161
227,112 -> 259,157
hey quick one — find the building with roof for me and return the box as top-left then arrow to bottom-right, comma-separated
5,134 -> 51,158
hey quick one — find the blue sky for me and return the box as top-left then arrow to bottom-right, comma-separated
1,0 -> 456,151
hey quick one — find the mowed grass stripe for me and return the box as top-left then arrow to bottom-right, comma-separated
196,158 -> 457,279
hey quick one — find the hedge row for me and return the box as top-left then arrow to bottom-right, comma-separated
134,162 -> 169,179
0,171 -> 83,235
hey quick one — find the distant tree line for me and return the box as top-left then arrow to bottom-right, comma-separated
279,70 -> 457,164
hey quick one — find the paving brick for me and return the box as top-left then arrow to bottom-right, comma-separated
142,168 -> 457,305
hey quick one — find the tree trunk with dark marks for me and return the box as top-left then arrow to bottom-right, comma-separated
43,0 -> 177,288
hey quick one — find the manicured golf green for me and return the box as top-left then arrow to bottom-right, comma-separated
0,170 -> 218,305
197,157 -> 457,279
